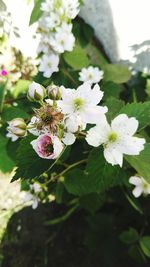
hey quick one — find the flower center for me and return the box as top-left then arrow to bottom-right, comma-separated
45,143 -> 54,154
73,98 -> 85,111
108,132 -> 118,143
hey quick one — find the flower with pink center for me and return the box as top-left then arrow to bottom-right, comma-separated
31,134 -> 64,159
1,69 -> 8,76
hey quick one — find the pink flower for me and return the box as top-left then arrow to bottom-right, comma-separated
31,134 -> 64,159
1,69 -> 8,76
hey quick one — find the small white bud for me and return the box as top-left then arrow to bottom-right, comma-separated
7,118 -> 27,137
47,84 -> 62,100
28,82 -> 46,102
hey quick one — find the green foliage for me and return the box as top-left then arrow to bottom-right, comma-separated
126,143 -> 150,183
63,44 -> 90,70
64,148 -> 122,196
86,43 -> 108,68
103,64 -> 131,84
80,193 -> 106,213
102,81 -> 123,101
1,106 -> 29,122
0,134 -> 15,173
105,97 -> 124,122
0,0 -> 6,10
119,228 -> 139,244
29,0 -> 43,25
11,80 -> 31,98
119,102 -> 150,131
140,236 -> 150,257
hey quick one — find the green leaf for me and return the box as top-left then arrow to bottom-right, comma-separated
2,106 -> 29,122
125,143 -> 150,183
80,193 -> 106,213
0,134 -> 15,173
12,80 -> 31,98
119,102 -> 150,131
0,0 -> 6,11
102,81 -> 123,101
64,148 -> 122,196
105,97 -> 124,122
104,64 -> 131,84
140,236 -> 150,257
119,228 -> 139,244
86,43 -> 108,67
63,44 -> 90,70
12,135 -> 54,180
29,0 -> 43,25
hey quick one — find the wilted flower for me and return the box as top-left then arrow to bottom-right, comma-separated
31,134 -> 64,159
129,176 -> 150,198
79,66 -> 104,84
34,104 -> 64,133
86,114 -> 145,167
6,118 -> 27,141
28,81 -> 46,102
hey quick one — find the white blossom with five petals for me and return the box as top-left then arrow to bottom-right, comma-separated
57,82 -> 108,125
86,114 -> 145,167
79,66 -> 104,84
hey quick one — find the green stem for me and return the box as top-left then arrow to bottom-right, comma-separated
46,158 -> 87,184
45,203 -> 79,225
0,81 -> 7,113
62,69 -> 78,86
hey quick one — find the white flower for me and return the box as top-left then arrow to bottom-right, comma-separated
41,0 -> 54,12
20,192 -> 39,209
31,133 -> 64,159
6,118 -> 27,141
62,132 -> 76,145
79,66 -> 104,84
57,82 -> 107,124
45,12 -> 60,29
27,116 -> 41,136
63,0 -> 80,19
28,81 -> 46,102
86,114 -> 145,167
64,114 -> 86,133
129,176 -> 150,198
49,23 -> 75,53
39,53 -> 59,78
30,183 -> 42,193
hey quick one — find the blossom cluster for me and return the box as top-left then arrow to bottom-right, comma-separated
7,70 -> 145,168
37,0 -> 80,77
6,65 -> 148,200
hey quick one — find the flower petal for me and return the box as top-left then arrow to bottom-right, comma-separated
129,176 -> 142,186
111,114 -> 139,136
132,186 -> 143,198
118,136 -> 145,155
81,106 -> 108,124
104,146 -> 123,167
86,119 -> 110,147
62,132 -> 76,145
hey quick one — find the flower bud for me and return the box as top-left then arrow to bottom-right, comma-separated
7,118 -> 27,137
47,84 -> 62,100
28,82 -> 46,102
